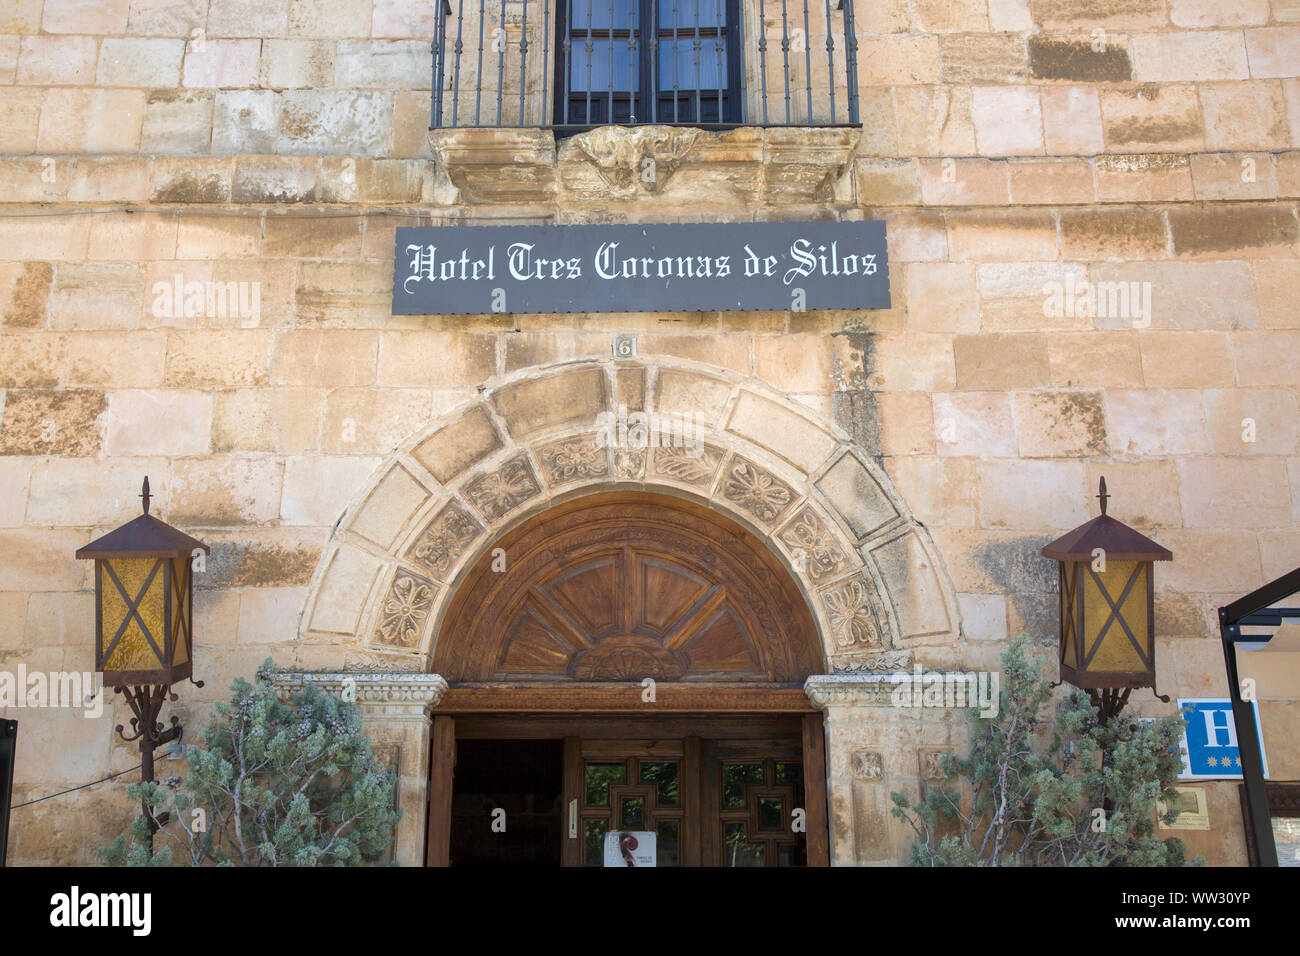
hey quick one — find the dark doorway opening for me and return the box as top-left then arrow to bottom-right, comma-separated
450,738 -> 563,867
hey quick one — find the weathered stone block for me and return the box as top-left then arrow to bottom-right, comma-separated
971,86 -> 1045,155
1130,31 -> 1249,81
904,262 -> 980,333
17,36 -> 98,85
0,389 -> 105,457
0,333 -> 65,388
141,90 -> 214,155
348,464 -> 432,549
212,388 -> 323,454
232,156 -> 319,203
104,389 -> 210,456
1101,85 -> 1204,151
1178,458 -> 1292,528
279,90 -> 393,156
1096,153 -> 1194,202
411,406 -> 503,484
1169,205 -> 1299,258
213,91 -> 279,155
816,452 -> 899,540
183,39 -> 261,88
1014,391 -> 1109,457
282,457 -> 383,527
947,210 -> 1057,261
96,38 -> 184,87
47,262 -> 143,330
151,158 -> 234,203
1139,330 -> 1234,387
1,262 -> 52,329
273,330 -> 377,387
322,388 -> 432,455
728,390 -> 838,473
1199,81 -> 1292,150
169,457 -> 285,526
1106,389 -> 1210,455
1041,86 -> 1105,155
1029,35 -> 1132,81
953,333 -> 1050,389
494,365 -> 608,438
66,331 -> 167,387
1059,207 -> 1169,260
207,0 -> 289,37
377,331 -> 497,387
931,392 -> 1018,457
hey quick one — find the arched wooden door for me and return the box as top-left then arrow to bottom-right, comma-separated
428,492 -> 829,867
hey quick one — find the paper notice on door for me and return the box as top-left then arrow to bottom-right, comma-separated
603,831 -> 657,867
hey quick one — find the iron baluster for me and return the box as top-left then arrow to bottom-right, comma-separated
496,0 -> 506,124
692,0 -> 702,123
671,0 -> 680,122
431,1 -> 445,128
452,0 -> 466,126
563,10 -> 572,125
474,0 -> 486,124
541,0 -> 550,124
779,0 -> 790,124
757,0 -> 768,124
629,0 -> 638,123
608,0 -> 615,121
801,0 -> 811,120
649,0 -> 658,122
823,0 -> 835,123
519,0 -> 529,125
714,0 -> 723,123
842,0 -> 858,123
585,0 -> 593,124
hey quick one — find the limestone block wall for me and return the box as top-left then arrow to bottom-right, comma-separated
0,0 -> 1297,866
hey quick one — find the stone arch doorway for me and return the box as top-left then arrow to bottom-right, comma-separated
429,490 -> 831,867
283,355 -> 969,866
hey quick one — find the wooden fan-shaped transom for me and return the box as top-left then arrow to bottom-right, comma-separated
433,492 -> 822,683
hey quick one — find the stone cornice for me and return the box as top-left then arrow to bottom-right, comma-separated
804,673 -> 904,710
272,672 -> 449,718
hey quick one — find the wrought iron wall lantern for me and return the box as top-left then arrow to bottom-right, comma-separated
1042,477 -> 1173,722
76,478 -> 208,847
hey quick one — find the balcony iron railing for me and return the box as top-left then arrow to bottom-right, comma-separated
430,0 -> 859,131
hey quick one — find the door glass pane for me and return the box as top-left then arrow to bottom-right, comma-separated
657,820 -> 680,866
620,796 -> 645,829
778,841 -> 807,867
776,762 -> 803,786
570,39 -> 639,91
585,763 -> 624,806
657,41 -> 725,90
1274,817 -> 1300,866
572,0 -> 638,29
722,763 -> 762,807
640,761 -> 679,806
584,819 -> 607,866
723,822 -> 764,867
657,0 -> 724,28
758,797 -> 783,832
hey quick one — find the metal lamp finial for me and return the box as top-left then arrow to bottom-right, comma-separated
1097,475 -> 1109,516
140,476 -> 151,516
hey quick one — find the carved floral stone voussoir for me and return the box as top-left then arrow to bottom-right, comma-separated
272,672 -> 450,717
406,499 -> 484,580
374,571 -> 439,648
463,452 -> 542,523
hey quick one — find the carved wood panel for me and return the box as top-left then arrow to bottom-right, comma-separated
434,492 -> 822,683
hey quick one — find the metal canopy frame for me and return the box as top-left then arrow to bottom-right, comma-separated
1218,564 -> 1300,867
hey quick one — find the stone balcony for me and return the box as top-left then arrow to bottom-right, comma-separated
429,125 -> 863,209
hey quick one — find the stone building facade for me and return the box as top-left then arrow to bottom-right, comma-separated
1,0 -> 1298,866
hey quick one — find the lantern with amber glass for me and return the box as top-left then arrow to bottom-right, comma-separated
76,478 -> 208,845
1041,477 -> 1173,722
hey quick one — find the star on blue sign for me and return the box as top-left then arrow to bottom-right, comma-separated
1177,698 -> 1269,780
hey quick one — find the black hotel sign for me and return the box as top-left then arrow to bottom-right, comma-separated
392,221 -> 890,315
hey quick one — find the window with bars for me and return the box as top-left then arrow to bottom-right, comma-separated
430,0 -> 860,130
555,0 -> 742,128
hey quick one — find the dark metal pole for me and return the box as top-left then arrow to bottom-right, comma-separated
115,684 -> 182,854
1219,612 -> 1279,867
0,719 -> 15,866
